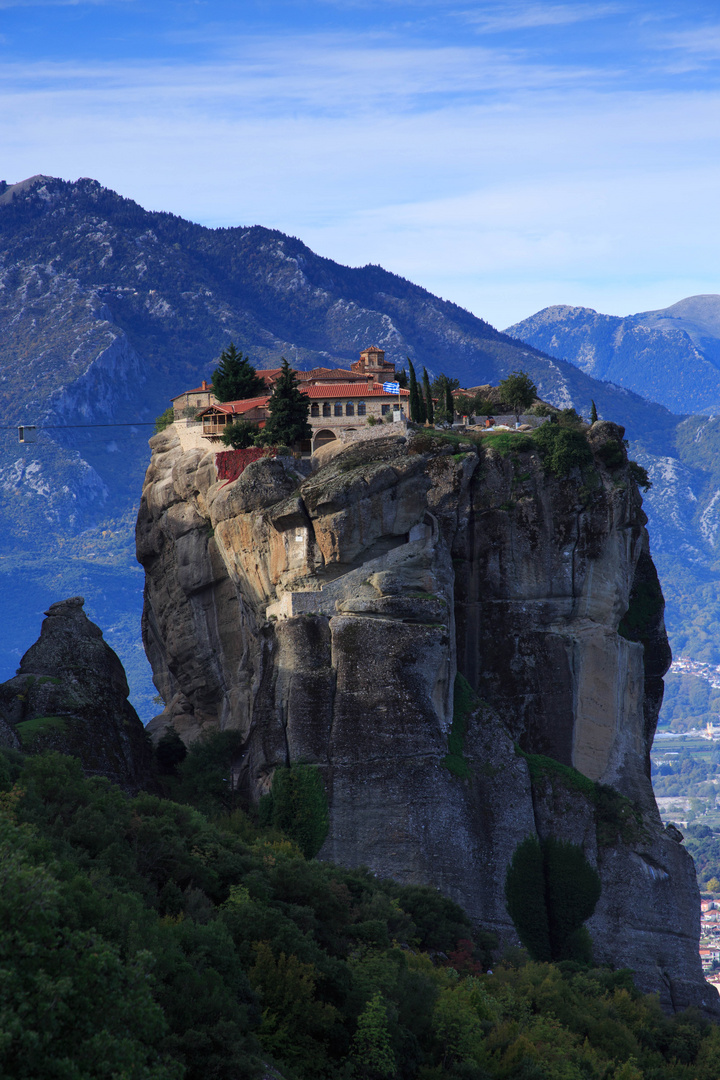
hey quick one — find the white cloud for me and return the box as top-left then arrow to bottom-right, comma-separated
1,29 -> 719,329
460,2 -> 623,34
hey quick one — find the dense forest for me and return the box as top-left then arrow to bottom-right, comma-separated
3,736 -> 720,1080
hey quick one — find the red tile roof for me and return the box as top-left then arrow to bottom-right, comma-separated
296,367 -> 366,382
198,396 -> 270,416
303,384 -> 409,398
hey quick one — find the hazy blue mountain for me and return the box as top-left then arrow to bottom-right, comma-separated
505,296 -> 720,415
0,174 -> 714,722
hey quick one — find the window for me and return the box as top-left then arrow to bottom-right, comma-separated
346,402 -> 354,416
357,402 -> 366,416
323,402 -> 331,417
381,404 -> 390,415
311,403 -> 319,417
334,401 -> 343,416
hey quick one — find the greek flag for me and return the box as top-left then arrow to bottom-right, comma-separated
382,381 -> 400,394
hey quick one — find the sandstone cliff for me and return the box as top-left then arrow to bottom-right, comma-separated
0,596 -> 151,787
137,424 -> 717,1015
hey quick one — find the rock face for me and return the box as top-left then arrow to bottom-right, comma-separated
0,596 -> 151,787
137,426 -> 718,1015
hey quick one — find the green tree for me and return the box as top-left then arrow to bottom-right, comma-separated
432,374 -> 459,424
422,368 -> 434,424
0,811 -> 179,1080
155,407 -> 175,433
407,359 -> 423,424
249,942 -> 339,1075
155,728 -> 188,776
220,418 -> 258,449
499,370 -> 538,424
211,343 -> 264,403
259,358 -> 311,447
590,399 -> 598,423
352,991 -> 396,1079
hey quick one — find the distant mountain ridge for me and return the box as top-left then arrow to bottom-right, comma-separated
505,296 -> 720,415
0,173 -> 715,721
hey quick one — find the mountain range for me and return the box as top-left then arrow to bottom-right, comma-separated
506,296 -> 720,416
1,174 -> 718,723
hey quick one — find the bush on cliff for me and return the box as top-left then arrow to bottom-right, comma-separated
155,406 -> 175,433
505,836 -> 601,964
259,763 -> 329,858
534,421 -> 593,478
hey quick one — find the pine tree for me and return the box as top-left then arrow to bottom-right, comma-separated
422,368 -> 434,425
260,358 -> 311,447
211,343 -> 264,402
590,400 -> 598,423
407,359 -> 422,423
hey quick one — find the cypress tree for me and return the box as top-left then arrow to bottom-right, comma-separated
417,379 -> 427,424
445,378 -> 454,423
590,400 -> 598,423
260,358 -> 312,447
407,359 -> 422,423
211,343 -> 264,402
422,368 -> 434,425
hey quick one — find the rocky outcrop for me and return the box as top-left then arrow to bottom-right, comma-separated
0,596 -> 151,787
137,425 -> 718,1015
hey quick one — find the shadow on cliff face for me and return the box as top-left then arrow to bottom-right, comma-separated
0,596 -> 152,789
135,423 -> 718,1016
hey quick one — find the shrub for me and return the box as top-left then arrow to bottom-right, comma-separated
154,407 -> 175,433
220,419 -> 257,449
534,423 -> 592,477
628,460 -> 652,491
441,674 -> 478,779
505,836 -> 601,963
259,764 -> 329,858
596,439 -> 625,471
155,729 -> 188,776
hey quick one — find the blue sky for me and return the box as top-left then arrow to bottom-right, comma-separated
2,1 -> 720,328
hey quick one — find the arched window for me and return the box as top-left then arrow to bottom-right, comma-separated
311,403 -> 319,417
346,402 -> 354,416
357,402 -> 366,416
334,401 -> 343,416
323,402 -> 331,417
